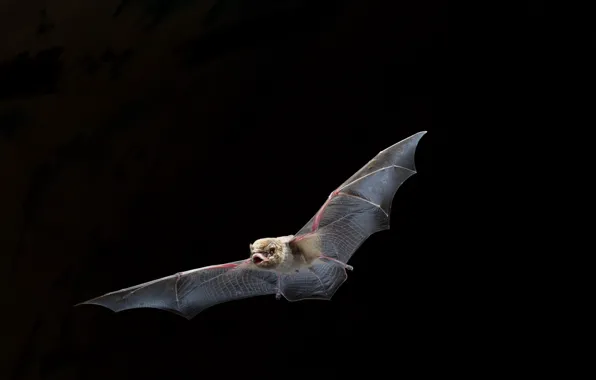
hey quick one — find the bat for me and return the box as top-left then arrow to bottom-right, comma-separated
77,131 -> 426,319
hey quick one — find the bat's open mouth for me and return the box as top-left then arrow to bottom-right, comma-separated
252,252 -> 268,264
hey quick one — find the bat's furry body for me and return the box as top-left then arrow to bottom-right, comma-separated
77,131 -> 426,319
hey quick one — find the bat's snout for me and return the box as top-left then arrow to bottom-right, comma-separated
252,252 -> 268,265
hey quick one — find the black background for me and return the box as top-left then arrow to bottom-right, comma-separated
0,0 -> 516,379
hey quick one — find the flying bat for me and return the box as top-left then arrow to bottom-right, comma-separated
77,131 -> 426,319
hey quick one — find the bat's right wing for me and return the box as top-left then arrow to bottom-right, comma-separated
77,260 -> 279,319
282,132 -> 425,301
292,131 -> 425,264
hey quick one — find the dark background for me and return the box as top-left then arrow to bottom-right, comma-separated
0,1 -> 469,379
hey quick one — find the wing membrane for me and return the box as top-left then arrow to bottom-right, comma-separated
280,259 -> 347,301
293,131 -> 425,264
78,260 -> 278,319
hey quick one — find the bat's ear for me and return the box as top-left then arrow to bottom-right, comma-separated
249,244 -> 253,251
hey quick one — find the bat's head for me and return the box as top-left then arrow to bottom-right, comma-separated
250,235 -> 294,269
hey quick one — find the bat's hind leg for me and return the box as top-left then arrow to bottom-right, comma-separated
320,255 -> 353,271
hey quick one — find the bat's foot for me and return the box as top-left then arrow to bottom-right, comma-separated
320,256 -> 353,271
275,292 -> 282,300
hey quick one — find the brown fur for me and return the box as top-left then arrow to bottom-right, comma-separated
290,235 -> 322,265
250,234 -> 324,272
250,236 -> 294,271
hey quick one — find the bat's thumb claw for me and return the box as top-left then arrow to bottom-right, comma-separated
275,292 -> 282,300
345,265 -> 354,271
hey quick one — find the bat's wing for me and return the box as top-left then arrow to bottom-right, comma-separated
76,260 -> 278,319
281,132 -> 425,301
280,259 -> 348,301
292,131 -> 426,266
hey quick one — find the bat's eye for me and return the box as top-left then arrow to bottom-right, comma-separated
268,247 -> 275,254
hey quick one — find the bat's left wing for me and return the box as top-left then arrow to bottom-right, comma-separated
77,260 -> 278,319
280,131 -> 426,301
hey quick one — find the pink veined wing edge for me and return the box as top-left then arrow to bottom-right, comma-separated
293,130 -> 427,239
